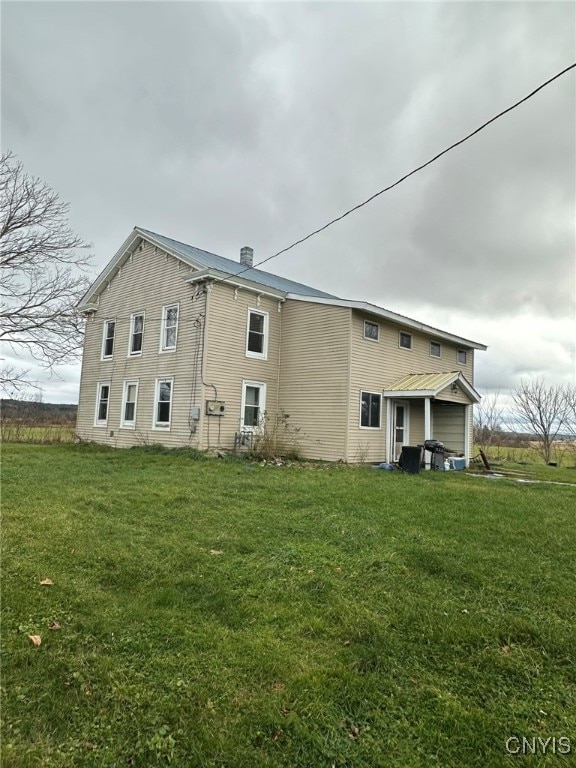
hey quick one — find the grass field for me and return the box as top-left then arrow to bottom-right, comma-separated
2,444 -> 575,767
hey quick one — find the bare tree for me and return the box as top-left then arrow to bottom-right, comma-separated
473,390 -> 504,454
511,379 -> 569,464
0,151 -> 92,393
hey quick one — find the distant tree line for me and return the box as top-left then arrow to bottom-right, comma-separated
1,398 -> 77,425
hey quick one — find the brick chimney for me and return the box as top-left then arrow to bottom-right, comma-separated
240,246 -> 253,267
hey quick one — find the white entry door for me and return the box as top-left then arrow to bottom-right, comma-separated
393,402 -> 410,460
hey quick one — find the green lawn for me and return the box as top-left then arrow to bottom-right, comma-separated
2,444 -> 575,767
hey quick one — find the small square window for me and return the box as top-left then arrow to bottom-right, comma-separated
364,321 -> 379,341
430,341 -> 441,358
399,331 -> 412,350
457,349 -> 467,365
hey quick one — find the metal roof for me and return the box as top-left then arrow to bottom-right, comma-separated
383,371 -> 481,402
136,228 -> 337,299
386,372 -> 462,391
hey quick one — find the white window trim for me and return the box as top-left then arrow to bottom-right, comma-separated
363,320 -> 380,342
101,319 -> 116,360
399,331 -> 412,350
128,312 -> 145,357
94,381 -> 111,427
457,349 -> 467,365
430,341 -> 442,358
240,380 -> 267,432
121,379 -> 139,429
159,304 -> 179,353
153,377 -> 174,430
359,390 -> 382,430
245,308 -> 269,360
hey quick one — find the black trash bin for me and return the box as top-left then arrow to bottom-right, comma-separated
400,445 -> 422,474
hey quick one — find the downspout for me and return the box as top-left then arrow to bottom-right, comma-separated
200,283 -> 218,449
275,299 -> 284,455
343,308 -> 352,463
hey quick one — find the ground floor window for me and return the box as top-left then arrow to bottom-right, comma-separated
95,382 -> 111,426
121,380 -> 139,428
241,381 -> 266,430
154,377 -> 173,429
360,391 -> 381,428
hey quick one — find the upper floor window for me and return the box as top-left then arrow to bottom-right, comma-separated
364,321 -> 379,342
430,341 -> 441,358
360,391 -> 381,428
160,304 -> 179,352
457,349 -> 467,365
399,331 -> 412,350
102,320 -> 115,359
129,313 -> 144,356
94,382 -> 111,426
246,309 -> 269,359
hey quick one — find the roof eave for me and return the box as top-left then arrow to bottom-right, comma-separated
185,269 -> 286,299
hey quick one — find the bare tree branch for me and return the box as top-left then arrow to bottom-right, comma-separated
512,379 -> 570,464
0,151 -> 93,392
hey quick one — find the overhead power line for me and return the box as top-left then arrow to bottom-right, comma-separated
213,62 -> 575,286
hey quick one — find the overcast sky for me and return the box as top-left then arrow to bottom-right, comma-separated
2,1 -> 575,404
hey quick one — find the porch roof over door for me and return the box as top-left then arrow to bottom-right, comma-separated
383,371 -> 481,403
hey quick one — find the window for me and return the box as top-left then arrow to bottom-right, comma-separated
160,304 -> 179,352
95,382 -> 111,426
102,320 -> 116,359
364,320 -> 379,341
154,378 -> 173,429
430,341 -> 441,358
360,391 -> 381,429
121,380 -> 139,428
399,331 -> 412,350
129,313 -> 144,356
246,309 -> 269,359
457,349 -> 467,365
241,381 -> 266,430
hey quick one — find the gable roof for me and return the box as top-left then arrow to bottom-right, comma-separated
137,228 -> 337,299
383,371 -> 481,403
77,226 -> 486,351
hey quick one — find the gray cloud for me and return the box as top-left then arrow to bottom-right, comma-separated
2,1 -> 574,401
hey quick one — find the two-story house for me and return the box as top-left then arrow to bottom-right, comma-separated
76,227 -> 487,463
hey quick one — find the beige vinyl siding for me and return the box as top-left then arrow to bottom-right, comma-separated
347,311 -> 476,462
201,283 -> 282,451
278,300 -> 351,461
76,241 -> 205,448
432,403 -> 466,454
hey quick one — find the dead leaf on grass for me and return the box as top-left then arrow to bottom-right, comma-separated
501,644 -> 511,654
209,549 -> 223,556
39,578 -> 54,586
48,621 -> 61,631
271,681 -> 285,692
28,635 -> 42,647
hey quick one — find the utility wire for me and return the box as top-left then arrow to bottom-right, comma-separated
210,62 -> 575,285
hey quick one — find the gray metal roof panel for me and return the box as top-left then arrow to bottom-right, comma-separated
137,228 -> 337,299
